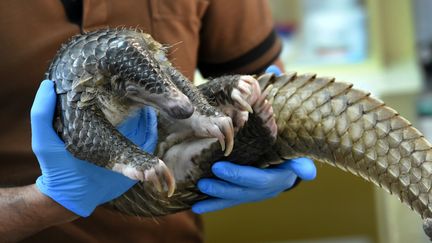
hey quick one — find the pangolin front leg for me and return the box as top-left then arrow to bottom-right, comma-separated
56,94 -> 176,197
159,67 -> 235,156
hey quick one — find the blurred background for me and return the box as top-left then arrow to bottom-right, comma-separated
200,0 -> 432,242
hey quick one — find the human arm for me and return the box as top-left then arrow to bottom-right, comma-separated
0,185 -> 77,242
0,80 -> 158,241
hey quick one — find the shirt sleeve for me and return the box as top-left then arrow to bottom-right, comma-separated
197,0 -> 282,77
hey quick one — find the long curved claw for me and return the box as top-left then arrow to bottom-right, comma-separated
239,75 -> 261,103
232,89 -> 253,113
145,168 -> 163,193
146,159 -> 176,197
230,76 -> 262,114
222,118 -> 234,156
237,82 -> 252,95
206,117 -> 234,156
216,131 -> 226,152
156,159 -> 176,197
114,158 -> 176,197
189,113 -> 234,157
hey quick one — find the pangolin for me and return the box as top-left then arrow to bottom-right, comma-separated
47,28 -> 432,239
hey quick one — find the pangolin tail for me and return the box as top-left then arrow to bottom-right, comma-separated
257,73 -> 432,237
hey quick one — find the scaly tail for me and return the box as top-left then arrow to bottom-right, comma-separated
257,72 -> 432,239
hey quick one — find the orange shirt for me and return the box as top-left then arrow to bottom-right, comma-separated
0,0 -> 281,242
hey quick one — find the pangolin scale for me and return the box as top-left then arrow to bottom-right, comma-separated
47,28 -> 432,239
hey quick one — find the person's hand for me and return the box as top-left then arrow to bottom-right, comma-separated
31,80 -> 158,217
192,159 -> 316,214
191,65 -> 317,214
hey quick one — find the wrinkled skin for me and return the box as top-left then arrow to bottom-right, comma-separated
47,28 -> 432,240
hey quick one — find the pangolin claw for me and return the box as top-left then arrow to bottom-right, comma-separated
208,119 -> 234,156
145,168 -> 163,192
232,90 -> 253,113
191,114 -> 234,157
113,159 -> 176,197
222,118 -> 234,156
230,75 -> 262,114
144,159 -> 176,197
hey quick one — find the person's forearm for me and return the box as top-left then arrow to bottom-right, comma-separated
0,184 -> 78,242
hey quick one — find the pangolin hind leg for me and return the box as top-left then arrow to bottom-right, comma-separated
195,74 -> 279,165
197,75 -> 263,131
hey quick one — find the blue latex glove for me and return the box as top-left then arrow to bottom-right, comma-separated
264,65 -> 283,76
192,65 -> 317,214
31,80 -> 158,217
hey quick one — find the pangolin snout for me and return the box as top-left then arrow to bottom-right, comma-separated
165,92 -> 194,119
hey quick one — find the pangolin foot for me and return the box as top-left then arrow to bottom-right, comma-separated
112,159 -> 176,197
196,115 -> 234,156
222,75 -> 262,130
231,75 -> 262,113
170,111 -> 234,157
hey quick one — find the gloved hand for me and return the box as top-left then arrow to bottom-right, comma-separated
191,65 -> 317,214
192,159 -> 316,214
31,80 -> 158,217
